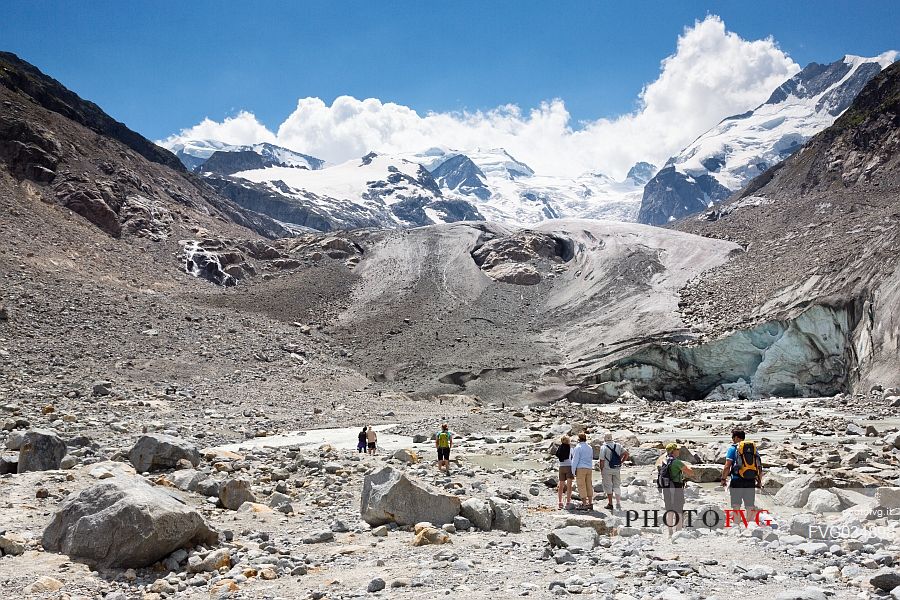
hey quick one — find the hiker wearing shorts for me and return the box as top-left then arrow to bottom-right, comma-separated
657,442 -> 694,537
436,423 -> 453,472
570,432 -> 594,511
598,432 -> 628,511
366,426 -> 377,454
555,435 -> 574,509
722,429 -> 763,510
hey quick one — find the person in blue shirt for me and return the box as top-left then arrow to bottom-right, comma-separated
721,429 -> 763,510
570,432 -> 594,511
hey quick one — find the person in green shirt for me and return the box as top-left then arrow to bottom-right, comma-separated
656,442 -> 694,537
436,423 -> 453,472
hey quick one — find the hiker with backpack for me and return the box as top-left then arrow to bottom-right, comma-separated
721,429 -> 762,510
598,432 -> 629,511
657,442 -> 694,537
555,435 -> 574,509
570,432 -> 595,511
436,423 -> 453,472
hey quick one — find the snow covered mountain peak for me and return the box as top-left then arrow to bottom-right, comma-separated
638,52 -> 896,225
164,138 -> 325,172
625,162 -> 657,185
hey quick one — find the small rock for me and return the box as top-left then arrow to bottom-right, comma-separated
220,478 -> 256,510
24,577 -> 63,594
17,429 -> 67,473
371,525 -> 389,537
303,530 -> 334,544
0,532 -> 26,556
871,569 -> 900,592
92,381 -> 112,397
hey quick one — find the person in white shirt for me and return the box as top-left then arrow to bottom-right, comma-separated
598,432 -> 629,511
569,432 -> 594,511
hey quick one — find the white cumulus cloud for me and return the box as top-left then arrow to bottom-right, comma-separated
166,110 -> 276,146
161,16 -> 799,178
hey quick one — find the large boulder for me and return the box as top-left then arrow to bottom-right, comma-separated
547,526 -> 599,550
629,448 -> 663,466
774,475 -> 834,508
805,489 -> 842,513
360,466 -> 461,526
689,464 -> 723,483
789,513 -> 824,539
129,434 -> 200,473
17,429 -> 66,473
460,498 -> 493,531
489,496 -> 522,533
42,475 -> 217,568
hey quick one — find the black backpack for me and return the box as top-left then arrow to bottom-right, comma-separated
555,443 -> 570,461
657,456 -> 676,489
605,443 -> 622,468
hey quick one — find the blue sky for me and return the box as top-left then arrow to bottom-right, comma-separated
3,1 -> 897,142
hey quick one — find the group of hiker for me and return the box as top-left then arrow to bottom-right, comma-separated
356,421 -> 763,536
356,426 -> 378,454
357,423 -> 455,472
556,428 -> 763,535
555,431 -> 628,511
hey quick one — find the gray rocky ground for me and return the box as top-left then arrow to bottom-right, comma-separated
1,383 -> 899,599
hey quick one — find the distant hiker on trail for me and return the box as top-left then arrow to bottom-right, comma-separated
598,432 -> 629,511
721,429 -> 763,510
555,435 -> 574,509
657,442 -> 694,537
357,427 -> 367,454
436,423 -> 453,472
570,432 -> 594,511
366,426 -> 377,454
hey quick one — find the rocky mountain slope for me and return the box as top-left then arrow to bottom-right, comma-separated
0,51 -> 185,172
639,53 -> 896,225
0,53 -> 296,242
671,60 -> 900,394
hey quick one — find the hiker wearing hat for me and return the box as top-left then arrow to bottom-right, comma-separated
570,432 -> 595,511
656,442 -> 694,537
721,429 -> 763,510
598,432 -> 629,511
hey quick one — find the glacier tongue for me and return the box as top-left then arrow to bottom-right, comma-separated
581,304 -> 858,402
